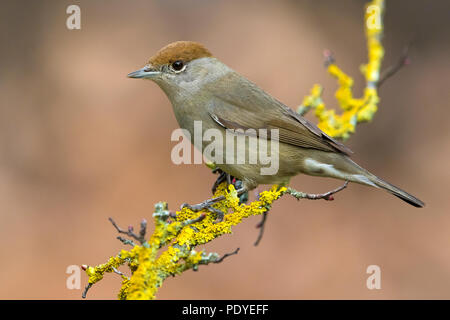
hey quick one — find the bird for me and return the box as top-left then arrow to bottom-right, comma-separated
127,41 -> 424,208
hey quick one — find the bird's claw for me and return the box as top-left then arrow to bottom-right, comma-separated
211,169 -> 248,204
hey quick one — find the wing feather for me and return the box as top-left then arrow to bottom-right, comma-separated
205,71 -> 352,155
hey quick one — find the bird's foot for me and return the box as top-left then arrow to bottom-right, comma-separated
211,169 -> 248,204
233,179 -> 248,204
286,181 -> 349,201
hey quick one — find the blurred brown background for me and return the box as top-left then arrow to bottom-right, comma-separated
0,0 -> 449,299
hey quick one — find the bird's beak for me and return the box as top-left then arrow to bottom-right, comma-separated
127,65 -> 160,79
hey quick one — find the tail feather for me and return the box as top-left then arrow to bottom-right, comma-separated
301,154 -> 424,208
336,157 -> 424,208
369,176 -> 425,208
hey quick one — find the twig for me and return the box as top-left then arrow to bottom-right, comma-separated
109,217 -> 147,244
181,187 -> 247,212
286,181 -> 349,201
112,267 -> 129,279
378,43 -> 411,88
180,213 -> 207,227
82,283 -> 92,299
116,236 -> 136,247
214,248 -> 240,264
254,211 -> 269,246
139,219 -> 147,240
206,206 -> 226,222
323,49 -> 335,67
181,195 -> 225,211
252,187 -> 269,246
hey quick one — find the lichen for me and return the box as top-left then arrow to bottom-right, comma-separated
297,0 -> 384,140
84,183 -> 285,300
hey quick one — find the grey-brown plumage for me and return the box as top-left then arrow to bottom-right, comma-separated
128,41 -> 424,208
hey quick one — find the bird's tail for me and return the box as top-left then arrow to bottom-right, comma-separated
364,174 -> 424,207
343,159 -> 425,208
300,153 -> 424,208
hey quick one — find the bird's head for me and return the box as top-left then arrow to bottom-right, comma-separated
128,41 -> 224,96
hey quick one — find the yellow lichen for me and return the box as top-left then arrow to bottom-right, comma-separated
85,182 -> 285,300
298,0 -> 384,140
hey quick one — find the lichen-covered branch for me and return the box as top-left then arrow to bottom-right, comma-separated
298,0 -> 385,140
83,183 -> 285,300
82,0 -> 399,300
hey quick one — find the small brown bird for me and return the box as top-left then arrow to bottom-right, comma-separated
128,41 -> 424,208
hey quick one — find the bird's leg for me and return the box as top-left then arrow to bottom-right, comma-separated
227,173 -> 232,186
286,181 -> 349,201
211,168 -> 249,204
233,178 -> 248,204
181,187 -> 248,222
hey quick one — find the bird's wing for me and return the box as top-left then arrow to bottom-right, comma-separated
206,71 -> 352,155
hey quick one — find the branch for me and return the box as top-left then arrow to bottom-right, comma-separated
378,43 -> 411,88
81,283 -> 92,299
213,248 -> 240,264
297,0 -> 386,140
254,211 -> 269,246
286,181 -> 349,201
116,236 -> 136,247
108,217 -> 147,245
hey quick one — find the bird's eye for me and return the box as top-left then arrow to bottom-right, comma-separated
171,60 -> 184,71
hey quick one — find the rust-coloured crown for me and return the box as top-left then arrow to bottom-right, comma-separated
148,41 -> 213,67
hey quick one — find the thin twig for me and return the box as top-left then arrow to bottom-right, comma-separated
116,236 -> 136,247
139,219 -> 147,240
181,195 -> 225,211
112,267 -> 129,280
287,181 -> 349,201
180,213 -> 207,228
378,43 -> 411,88
181,187 -> 247,212
206,206 -> 226,222
323,49 -> 335,67
254,211 -> 269,246
214,248 -> 240,264
254,187 -> 269,246
109,217 -> 147,244
82,283 -> 92,299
